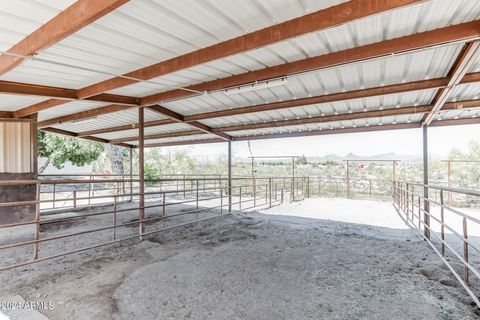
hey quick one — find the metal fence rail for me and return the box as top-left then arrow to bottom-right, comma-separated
0,177 -> 302,271
393,181 -> 480,308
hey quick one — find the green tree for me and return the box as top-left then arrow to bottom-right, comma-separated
297,155 -> 308,165
38,131 -> 104,173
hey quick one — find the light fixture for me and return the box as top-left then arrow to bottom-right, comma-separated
224,78 -> 288,95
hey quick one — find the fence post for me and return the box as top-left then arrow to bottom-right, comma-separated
52,183 -> 56,209
306,177 -> 310,198
239,186 -> 242,211
440,190 -> 445,256
411,184 -> 414,219
183,175 -> 186,198
196,180 -> 199,210
274,183 -> 277,202
463,217 -> 469,284
281,188 -> 284,203
220,188 -> 223,215
417,197 -> 421,229
292,178 -> 295,202
73,190 -> 77,208
88,176 -> 93,205
113,195 -> 117,240
33,182 -> 41,260
265,185 -> 268,205
269,178 -> 272,208
406,183 -> 410,219
162,192 -> 166,229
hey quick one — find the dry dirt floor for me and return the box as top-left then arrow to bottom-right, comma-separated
0,198 -> 479,319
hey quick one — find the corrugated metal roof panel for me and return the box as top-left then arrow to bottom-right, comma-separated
162,44 -> 458,116
449,83 -> 480,101
50,108 -> 165,133
107,0 -> 480,97
434,108 -> 480,121
38,100 -> 112,121
0,94 -> 49,112
226,113 -> 423,138
131,133 -> 220,146
94,123 -> 194,141
2,0 -> 344,90
0,0 -> 76,52
199,89 -> 437,128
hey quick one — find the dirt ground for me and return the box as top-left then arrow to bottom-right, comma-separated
0,198 -> 479,319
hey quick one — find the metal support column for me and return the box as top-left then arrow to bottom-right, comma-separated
129,147 -> 133,202
423,125 -> 430,240
228,140 -> 232,213
139,107 -> 145,239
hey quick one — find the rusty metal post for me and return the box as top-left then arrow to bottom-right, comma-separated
405,183 -> 409,219
73,190 -> 77,208
269,178 -> 272,208
423,126 -> 430,240
33,182 -> 41,260
88,176 -> 92,205
162,192 -> 166,228
183,175 -> 186,198
440,190 -> 445,256
220,187 -> 223,214
274,183 -> 277,202
138,107 -> 145,239
411,184 -> 414,220
463,217 -> 469,284
129,148 -> 133,202
196,180 -> 199,210
281,188 -> 284,203
346,160 -> 350,199
418,197 -> 421,229
265,185 -> 268,205
52,183 -> 56,209
113,195 -> 117,240
239,186 -> 242,211
447,160 -> 452,205
228,140 -> 232,213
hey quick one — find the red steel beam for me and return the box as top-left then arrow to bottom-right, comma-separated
118,100 -> 480,142
77,0 -> 424,99
140,20 -> 480,106
0,81 -> 139,106
424,40 -> 480,125
0,0 -> 129,76
37,104 -> 132,128
73,74 -> 480,138
147,105 -> 231,141
77,118 -> 176,137
10,20 -> 480,119
41,127 -> 132,148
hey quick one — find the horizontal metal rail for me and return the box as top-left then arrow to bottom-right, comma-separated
393,180 -> 480,308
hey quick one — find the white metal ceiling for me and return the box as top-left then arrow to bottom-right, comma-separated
1,0 -> 480,147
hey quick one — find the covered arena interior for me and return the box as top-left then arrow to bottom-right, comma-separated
1,0 -> 480,319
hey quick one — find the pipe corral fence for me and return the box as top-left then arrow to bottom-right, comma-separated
394,181 -> 480,308
0,176 -> 302,272
1,174 -> 480,309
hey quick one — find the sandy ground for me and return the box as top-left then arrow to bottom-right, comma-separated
0,197 -> 479,319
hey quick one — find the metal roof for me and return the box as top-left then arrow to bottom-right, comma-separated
1,0 -> 480,147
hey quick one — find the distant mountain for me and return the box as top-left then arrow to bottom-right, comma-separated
235,152 -> 421,163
